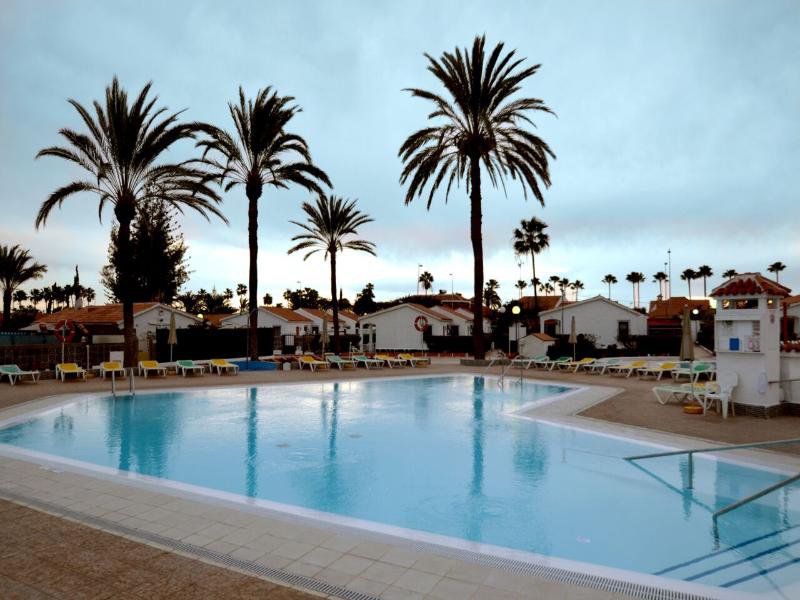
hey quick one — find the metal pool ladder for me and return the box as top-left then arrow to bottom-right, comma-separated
625,438 -> 800,522
110,367 -> 136,397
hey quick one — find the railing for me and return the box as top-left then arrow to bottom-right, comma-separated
625,437 -> 800,521
110,367 -> 136,398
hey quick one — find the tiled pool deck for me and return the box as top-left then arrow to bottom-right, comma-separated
1,363 -> 799,599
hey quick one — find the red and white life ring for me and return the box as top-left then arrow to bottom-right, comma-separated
54,319 -> 77,343
414,315 -> 429,332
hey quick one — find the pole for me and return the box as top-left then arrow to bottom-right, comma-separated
417,264 -> 422,295
667,249 -> 672,299
450,273 -> 454,295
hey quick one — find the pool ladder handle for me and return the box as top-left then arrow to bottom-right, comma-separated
625,437 -> 800,521
110,367 -> 136,397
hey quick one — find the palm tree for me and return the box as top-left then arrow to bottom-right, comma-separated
602,274 -> 617,300
542,282 -> 555,295
512,217 -> 550,315
722,269 -> 738,280
483,279 -> 501,310
29,288 -> 43,311
625,272 -> 645,308
13,290 -> 28,309
768,261 -> 787,283
399,36 -> 555,359
548,275 -> 562,295
418,271 -> 434,295
696,265 -> 713,297
196,87 -> 330,360
83,287 -> 96,304
0,245 -> 47,328
570,280 -> 584,301
36,78 -> 224,366
515,280 -> 527,298
681,268 -> 698,298
652,271 -> 668,298
288,195 -> 375,353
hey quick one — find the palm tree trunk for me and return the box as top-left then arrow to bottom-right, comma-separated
330,249 -> 340,354
469,157 -> 485,359
1,288 -> 11,329
246,184 -> 261,361
702,277 -> 707,297
607,282 -> 611,299
115,201 -> 137,368
531,252 -> 539,327
687,281 -> 692,298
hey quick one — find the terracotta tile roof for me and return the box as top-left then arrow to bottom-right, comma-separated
406,303 -> 453,322
519,295 -> 562,311
430,293 -> 469,304
34,303 -> 159,325
299,308 -> 332,322
710,273 -> 791,298
336,309 -> 359,321
202,313 -> 229,327
648,297 -> 710,319
430,305 -> 471,319
262,306 -> 312,322
782,295 -> 800,307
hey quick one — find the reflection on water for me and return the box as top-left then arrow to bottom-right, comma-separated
246,387 -> 258,498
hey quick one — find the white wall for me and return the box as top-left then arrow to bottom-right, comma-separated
328,311 -> 357,332
539,297 -> 647,347
220,310 -> 309,335
360,305 -> 448,350
780,353 -> 800,405
429,306 -> 471,336
454,308 -> 491,334
518,335 -> 553,358
295,309 -> 325,333
133,306 -> 198,346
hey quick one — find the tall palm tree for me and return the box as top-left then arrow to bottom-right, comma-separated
288,195 -> 375,353
542,282 -> 555,295
681,268 -> 698,298
768,261 -> 787,283
0,245 -> 47,326
570,280 -> 584,301
399,36 -> 555,359
652,271 -> 668,298
36,78 -> 224,366
625,272 -> 645,308
515,279 -> 527,298
696,265 -> 713,297
602,274 -> 617,300
418,271 -> 434,295
29,288 -> 43,311
548,275 -> 562,295
196,87 -> 330,360
722,269 -> 738,280
512,217 -> 550,315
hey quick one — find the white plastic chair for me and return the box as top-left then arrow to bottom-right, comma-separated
702,371 -> 738,418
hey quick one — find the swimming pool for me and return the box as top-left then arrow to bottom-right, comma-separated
0,374 -> 798,597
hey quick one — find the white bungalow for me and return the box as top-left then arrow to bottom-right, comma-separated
453,307 -> 492,334
295,308 -> 331,334
328,309 -> 359,333
219,306 -> 312,336
359,303 -> 452,350
538,295 -> 647,347
428,305 -> 473,336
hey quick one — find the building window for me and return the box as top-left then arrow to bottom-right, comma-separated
734,298 -> 758,309
617,320 -> 630,340
544,320 -> 559,337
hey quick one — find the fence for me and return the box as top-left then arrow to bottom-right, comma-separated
0,343 -> 125,371
155,328 -> 275,361
0,331 -> 58,346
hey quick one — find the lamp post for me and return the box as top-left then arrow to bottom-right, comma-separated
449,273 -> 454,295
512,305 -> 521,357
667,249 -> 672,299
417,264 -> 422,295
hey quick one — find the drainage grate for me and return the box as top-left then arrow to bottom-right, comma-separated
0,488 -> 379,600
0,486 -> 722,600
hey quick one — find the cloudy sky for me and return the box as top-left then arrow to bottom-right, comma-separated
1,0 -> 798,307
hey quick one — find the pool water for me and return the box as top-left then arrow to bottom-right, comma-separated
1,375 -> 798,596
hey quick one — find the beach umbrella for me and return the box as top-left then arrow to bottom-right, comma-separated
568,315 -> 577,360
168,313 -> 177,362
680,307 -> 696,403
321,317 -> 329,354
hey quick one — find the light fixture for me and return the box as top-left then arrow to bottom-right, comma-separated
197,313 -> 204,320
512,306 -> 521,315
692,308 -> 700,315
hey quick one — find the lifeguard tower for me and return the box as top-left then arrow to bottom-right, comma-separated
710,273 -> 791,416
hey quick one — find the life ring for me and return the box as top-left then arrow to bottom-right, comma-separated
54,320 -> 77,343
414,316 -> 429,332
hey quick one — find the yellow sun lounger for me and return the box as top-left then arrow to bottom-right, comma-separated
607,360 -> 647,378
138,360 -> 167,378
375,354 -> 406,368
637,362 -> 677,380
211,358 -> 239,375
299,356 -> 329,371
56,363 -> 86,382
100,361 -> 126,379
398,353 -> 431,367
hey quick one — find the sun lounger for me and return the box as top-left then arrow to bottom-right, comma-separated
558,357 -> 596,372
352,354 -> 385,369
176,359 -> 205,376
375,354 -> 407,368
0,364 -> 40,385
299,355 -> 330,371
585,358 -> 621,375
637,362 -> 677,380
606,360 -> 647,378
510,355 -> 547,369
327,355 -> 357,370
100,361 -> 126,379
211,358 -> 239,375
138,360 -> 167,378
56,363 -> 86,381
534,356 -> 570,371
398,353 -> 431,367
652,381 -> 712,405
671,362 -> 714,382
